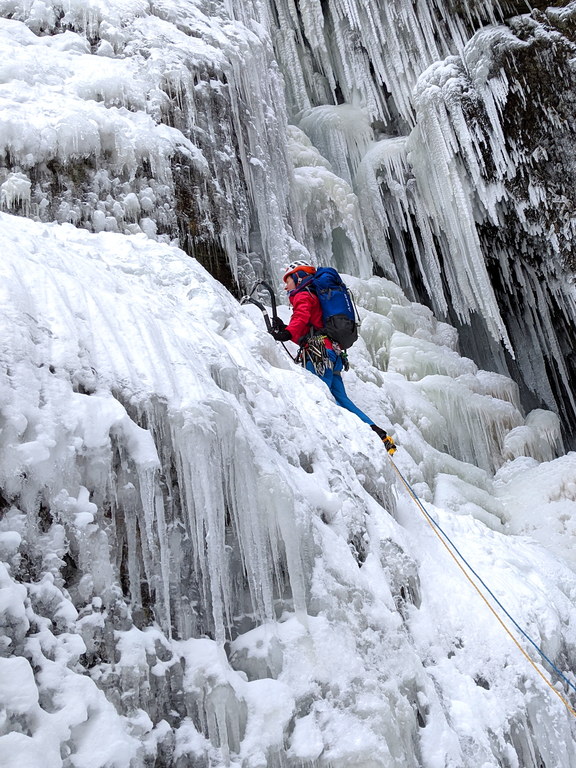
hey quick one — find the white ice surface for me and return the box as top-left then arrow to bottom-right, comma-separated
0,212 -> 575,766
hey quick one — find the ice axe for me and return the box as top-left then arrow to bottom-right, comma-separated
240,280 -> 296,359
239,280 -> 280,332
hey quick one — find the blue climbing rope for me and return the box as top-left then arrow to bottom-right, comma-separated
389,458 -> 576,713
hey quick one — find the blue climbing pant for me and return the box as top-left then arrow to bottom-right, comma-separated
306,353 -> 373,425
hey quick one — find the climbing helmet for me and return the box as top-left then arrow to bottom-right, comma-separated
283,260 -> 316,284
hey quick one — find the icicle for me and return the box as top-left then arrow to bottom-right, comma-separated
287,125 -> 372,275
0,172 -> 31,214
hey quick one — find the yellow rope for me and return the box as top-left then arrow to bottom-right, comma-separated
389,458 -> 576,718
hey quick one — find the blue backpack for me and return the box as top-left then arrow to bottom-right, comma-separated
299,267 -> 359,349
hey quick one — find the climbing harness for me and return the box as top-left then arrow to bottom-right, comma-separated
295,334 -> 351,377
388,455 -> 576,719
240,283 -> 349,372
297,334 -> 332,376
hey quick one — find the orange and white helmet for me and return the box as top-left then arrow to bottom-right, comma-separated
283,260 -> 316,283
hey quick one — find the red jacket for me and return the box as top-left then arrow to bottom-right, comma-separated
286,288 -> 324,344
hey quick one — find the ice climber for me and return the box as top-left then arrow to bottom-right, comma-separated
268,260 -> 397,454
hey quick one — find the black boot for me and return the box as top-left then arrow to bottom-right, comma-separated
370,425 -> 397,455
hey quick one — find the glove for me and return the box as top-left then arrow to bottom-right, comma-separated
269,328 -> 291,342
370,425 -> 397,455
272,317 -> 287,331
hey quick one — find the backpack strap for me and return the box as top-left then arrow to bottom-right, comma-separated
288,275 -> 316,298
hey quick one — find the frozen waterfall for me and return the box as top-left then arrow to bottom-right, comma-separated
1,0 -> 574,437
0,0 -> 576,766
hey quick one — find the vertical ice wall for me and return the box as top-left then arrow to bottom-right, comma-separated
268,0 -> 519,124
265,0 -> 576,441
407,8 -> 576,438
0,215 -> 325,765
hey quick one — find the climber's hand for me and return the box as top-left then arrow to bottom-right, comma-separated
269,328 -> 291,342
272,317 -> 287,331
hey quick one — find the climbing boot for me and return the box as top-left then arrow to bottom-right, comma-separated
370,425 -> 397,455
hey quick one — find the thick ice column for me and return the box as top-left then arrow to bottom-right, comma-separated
169,401 -> 307,644
407,54 -> 512,351
287,124 -> 372,275
267,0 -> 507,128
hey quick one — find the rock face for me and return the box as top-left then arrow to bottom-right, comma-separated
408,7 -> 576,441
